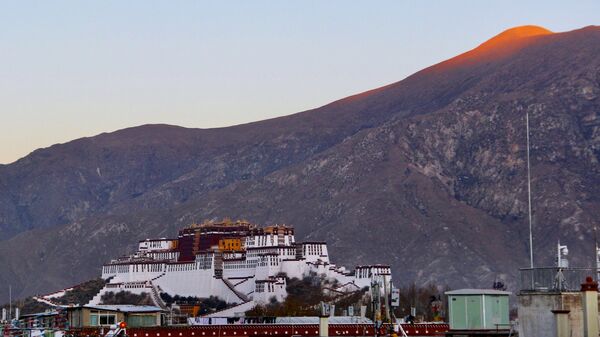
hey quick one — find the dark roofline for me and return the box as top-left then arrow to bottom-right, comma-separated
139,238 -> 177,243
246,245 -> 294,250
355,264 -> 391,269
78,305 -> 167,313
20,311 -> 59,318
104,260 -> 170,266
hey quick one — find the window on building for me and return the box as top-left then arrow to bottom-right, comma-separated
90,312 -> 98,326
127,314 -> 157,327
90,311 -> 117,326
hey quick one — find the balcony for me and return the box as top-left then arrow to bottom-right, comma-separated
519,267 -> 598,292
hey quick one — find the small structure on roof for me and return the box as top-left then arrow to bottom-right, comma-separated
65,304 -> 164,328
445,289 -> 511,332
19,310 -> 63,330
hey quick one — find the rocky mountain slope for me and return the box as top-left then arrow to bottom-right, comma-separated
1,25 -> 599,303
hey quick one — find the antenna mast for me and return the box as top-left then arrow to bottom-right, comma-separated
594,226 -> 600,281
8,285 -> 11,321
526,111 -> 534,268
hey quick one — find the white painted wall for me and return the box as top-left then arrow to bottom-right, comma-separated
98,231 -> 392,311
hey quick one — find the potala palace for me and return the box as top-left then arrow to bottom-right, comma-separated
94,220 -> 392,315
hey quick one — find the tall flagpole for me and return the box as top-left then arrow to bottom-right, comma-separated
8,285 -> 11,321
526,111 -> 534,269
595,227 -> 599,281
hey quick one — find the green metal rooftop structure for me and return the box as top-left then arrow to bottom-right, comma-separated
445,289 -> 511,330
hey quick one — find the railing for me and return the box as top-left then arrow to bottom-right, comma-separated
149,282 -> 167,309
221,278 -> 250,302
519,267 -> 598,292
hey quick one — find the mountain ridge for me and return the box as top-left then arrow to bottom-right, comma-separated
1,25 -> 599,303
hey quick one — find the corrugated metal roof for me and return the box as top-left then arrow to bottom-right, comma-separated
275,316 -> 373,324
83,305 -> 164,313
445,289 -> 512,295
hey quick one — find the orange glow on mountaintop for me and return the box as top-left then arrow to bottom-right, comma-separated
456,25 -> 554,63
340,25 -> 555,103
426,25 -> 555,73
474,25 -> 553,53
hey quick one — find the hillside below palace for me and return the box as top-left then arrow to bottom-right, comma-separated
95,220 -> 391,315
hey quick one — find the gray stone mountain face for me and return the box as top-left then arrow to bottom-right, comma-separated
1,26 -> 599,303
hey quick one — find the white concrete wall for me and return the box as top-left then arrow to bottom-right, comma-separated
231,277 -> 255,298
280,260 -> 307,280
253,278 -> 287,304
203,301 -> 256,318
99,233 -> 392,310
223,259 -> 256,280
518,292 -> 587,337
117,263 -> 165,283
155,268 -> 214,296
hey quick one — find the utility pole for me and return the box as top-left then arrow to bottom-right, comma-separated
595,227 -> 600,281
8,285 -> 11,321
371,276 -> 382,336
526,111 -> 534,269
383,276 -> 390,322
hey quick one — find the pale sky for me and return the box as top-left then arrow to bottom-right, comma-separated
1,1 -> 599,164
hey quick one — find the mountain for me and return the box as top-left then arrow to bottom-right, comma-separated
1,25 -> 600,303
